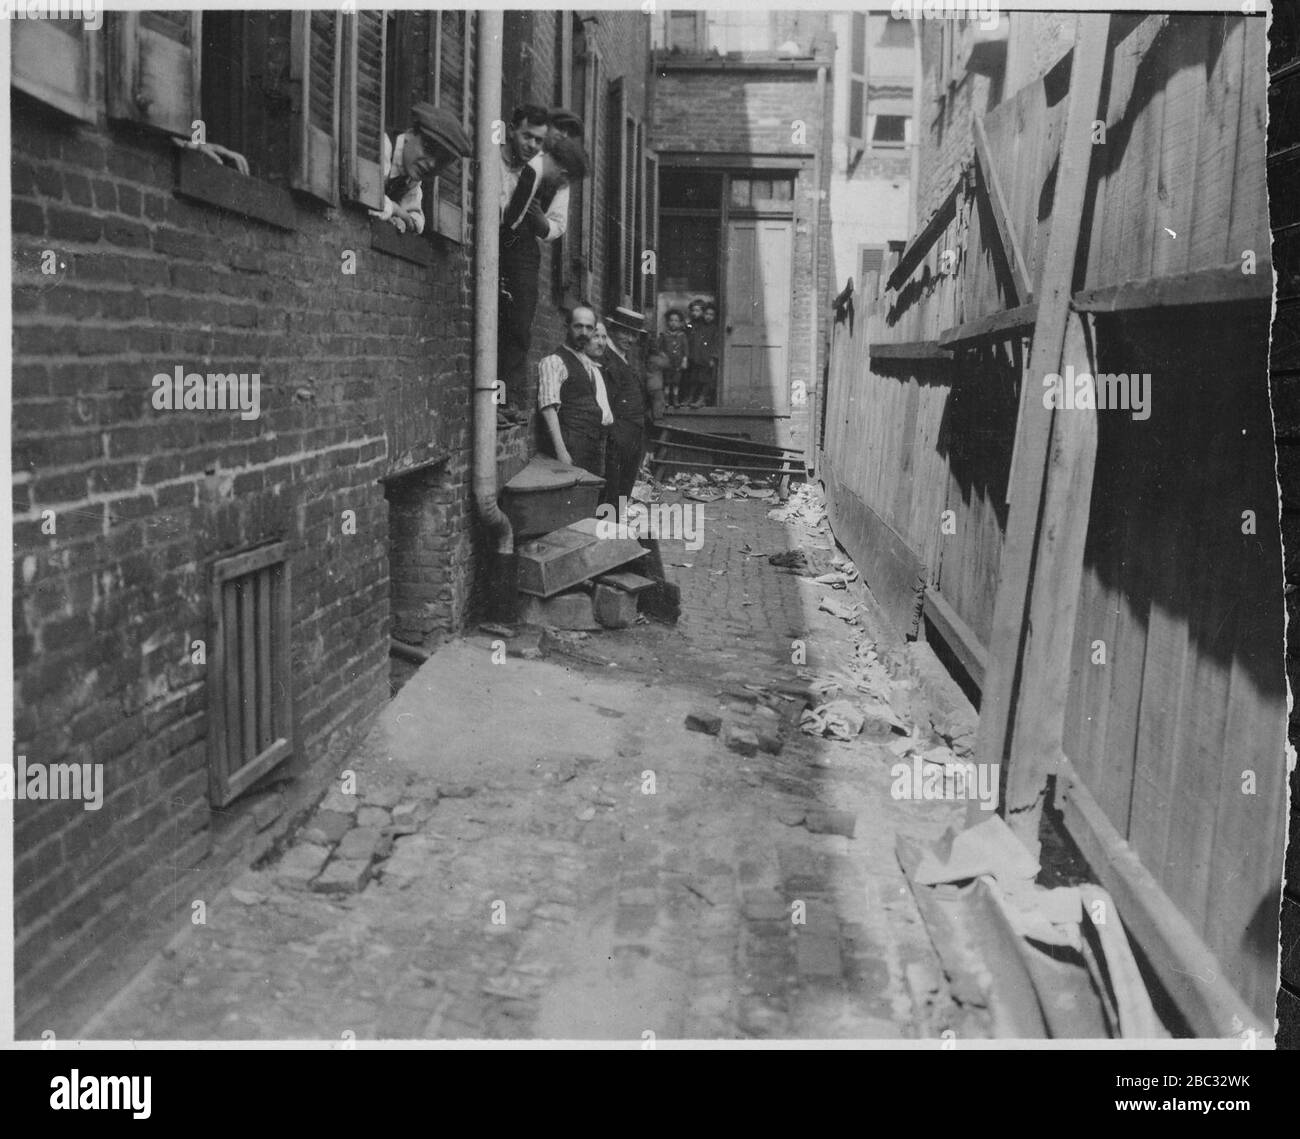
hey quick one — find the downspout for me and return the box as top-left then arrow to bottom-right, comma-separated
471,11 -> 516,618
807,60 -> 828,470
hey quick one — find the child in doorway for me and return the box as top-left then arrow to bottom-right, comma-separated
687,301 -> 720,407
657,309 -> 689,408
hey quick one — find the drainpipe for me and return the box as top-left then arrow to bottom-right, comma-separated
807,60 -> 828,469
471,10 -> 516,619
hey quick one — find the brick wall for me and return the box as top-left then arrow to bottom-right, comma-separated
10,36 -> 478,1030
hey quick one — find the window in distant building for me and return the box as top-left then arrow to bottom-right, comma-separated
664,11 -> 706,52
872,114 -> 909,147
847,11 -> 867,152
706,11 -> 774,55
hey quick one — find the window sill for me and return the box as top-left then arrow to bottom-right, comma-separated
174,149 -> 297,231
370,218 -> 436,266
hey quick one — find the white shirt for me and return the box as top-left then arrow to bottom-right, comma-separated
537,348 -> 613,425
374,132 -> 426,234
500,147 -> 569,241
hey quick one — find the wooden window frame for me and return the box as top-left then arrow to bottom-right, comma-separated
289,9 -> 342,205
847,12 -> 868,160
341,9 -> 387,210
107,11 -> 202,136
209,542 -> 294,808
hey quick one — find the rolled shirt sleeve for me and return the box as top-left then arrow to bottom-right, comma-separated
542,182 -> 570,243
537,354 -> 566,411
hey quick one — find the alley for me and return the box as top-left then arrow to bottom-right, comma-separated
84,490 -> 980,1042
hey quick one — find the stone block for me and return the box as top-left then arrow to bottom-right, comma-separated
304,809 -> 351,845
274,842 -> 331,886
506,628 -> 545,659
803,809 -> 857,839
311,858 -> 373,895
593,583 -> 638,629
518,590 -> 600,631
319,789 -> 359,816
685,711 -> 722,735
336,826 -> 391,863
725,725 -> 759,757
357,806 -> 391,829
361,783 -> 403,809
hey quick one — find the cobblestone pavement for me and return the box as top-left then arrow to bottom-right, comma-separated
85,491 -> 979,1042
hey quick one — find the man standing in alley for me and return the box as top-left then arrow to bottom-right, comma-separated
538,305 -> 614,477
499,105 -> 586,417
591,313 -> 660,508
370,102 -> 472,234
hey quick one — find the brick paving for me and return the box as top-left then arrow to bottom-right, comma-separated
84,490 -> 981,1042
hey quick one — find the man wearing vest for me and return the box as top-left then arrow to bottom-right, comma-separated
537,305 -> 614,477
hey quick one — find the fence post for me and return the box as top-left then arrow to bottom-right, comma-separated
967,13 -> 1112,853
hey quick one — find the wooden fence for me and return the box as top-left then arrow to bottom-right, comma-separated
816,12 -> 1285,1032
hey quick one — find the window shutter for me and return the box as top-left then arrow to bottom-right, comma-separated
607,77 -> 628,308
643,150 -> 659,313
341,11 -> 386,209
11,19 -> 99,123
847,12 -> 866,155
581,46 -> 602,295
290,9 -> 341,205
107,11 -> 200,136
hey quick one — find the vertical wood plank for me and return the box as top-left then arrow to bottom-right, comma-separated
969,13 -> 1111,837
257,568 -> 273,753
239,578 -> 257,766
223,582 -> 242,777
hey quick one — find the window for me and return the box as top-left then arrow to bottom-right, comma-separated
663,11 -> 706,53
209,543 -> 293,807
848,12 -> 866,152
729,175 -> 795,210
871,114 -> 909,147
382,10 -> 470,242
11,17 -> 99,122
706,11 -> 774,55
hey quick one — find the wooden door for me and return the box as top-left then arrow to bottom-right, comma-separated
723,218 -> 792,410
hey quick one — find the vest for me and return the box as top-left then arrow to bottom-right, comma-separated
554,346 -> 607,445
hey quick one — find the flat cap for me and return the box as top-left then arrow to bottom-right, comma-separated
410,101 -> 472,158
548,107 -> 585,137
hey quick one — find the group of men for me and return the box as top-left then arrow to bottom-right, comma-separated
368,99 -> 657,509
537,305 -> 663,507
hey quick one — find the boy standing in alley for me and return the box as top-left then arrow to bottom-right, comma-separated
657,308 -> 689,408
686,301 -> 720,408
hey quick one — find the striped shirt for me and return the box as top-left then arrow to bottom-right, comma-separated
537,349 -> 614,425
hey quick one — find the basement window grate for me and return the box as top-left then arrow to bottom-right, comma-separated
208,542 -> 293,807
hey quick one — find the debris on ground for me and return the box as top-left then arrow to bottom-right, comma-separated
913,816 -> 1041,886
799,699 -> 867,740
